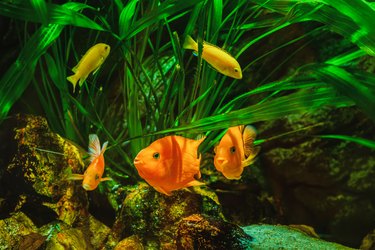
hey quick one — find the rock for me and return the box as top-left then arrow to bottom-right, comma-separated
360,229 -> 375,250
0,211 -> 39,250
258,107 -> 375,247
107,183 -> 223,248
176,214 -> 253,250
2,114 -> 88,226
243,224 -> 355,250
114,235 -> 144,250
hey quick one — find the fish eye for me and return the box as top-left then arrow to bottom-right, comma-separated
230,146 -> 236,154
153,152 -> 160,159
95,174 -> 99,180
104,46 -> 109,50
234,68 -> 239,73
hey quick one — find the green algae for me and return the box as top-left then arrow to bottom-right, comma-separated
243,224 -> 355,250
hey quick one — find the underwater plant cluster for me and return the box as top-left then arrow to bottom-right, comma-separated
0,0 -> 374,249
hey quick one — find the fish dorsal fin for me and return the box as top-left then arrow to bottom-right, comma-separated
202,40 -> 235,58
88,134 -> 101,162
242,125 -> 257,157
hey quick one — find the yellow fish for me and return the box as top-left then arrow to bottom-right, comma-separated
133,135 -> 205,196
214,126 -> 260,180
68,134 -> 111,190
67,43 -> 110,92
183,35 -> 242,79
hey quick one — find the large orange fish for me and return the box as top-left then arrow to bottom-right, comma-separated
183,35 -> 242,79
133,135 -> 205,196
68,134 -> 111,190
214,126 -> 260,180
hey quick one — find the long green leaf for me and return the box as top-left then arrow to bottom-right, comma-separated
0,1 -> 104,30
120,0 -> 205,40
319,134 -> 375,149
143,88 -> 353,135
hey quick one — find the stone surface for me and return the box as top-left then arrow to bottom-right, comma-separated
0,211 -> 39,250
107,183 -> 223,249
360,229 -> 375,250
176,214 -> 253,250
1,114 -> 88,226
258,107 -> 375,247
243,224 -> 355,250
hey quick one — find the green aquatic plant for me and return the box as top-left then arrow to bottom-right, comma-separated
0,0 -> 374,185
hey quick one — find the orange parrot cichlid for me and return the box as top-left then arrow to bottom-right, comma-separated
68,134 -> 111,190
183,35 -> 242,79
214,125 -> 260,180
133,135 -> 205,196
67,43 -> 110,93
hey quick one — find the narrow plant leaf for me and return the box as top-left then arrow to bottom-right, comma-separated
121,0 -> 205,40
250,0 -> 375,56
0,2 -> 99,121
119,0 -> 138,37
0,1 -> 104,30
145,88 -> 353,135
311,64 -> 375,121
318,134 -> 375,149
30,0 -> 48,25
0,24 -> 63,121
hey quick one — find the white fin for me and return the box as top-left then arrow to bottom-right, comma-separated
243,125 -> 257,157
183,35 -> 197,51
88,134 -> 101,162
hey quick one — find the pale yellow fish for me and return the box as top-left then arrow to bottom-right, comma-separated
67,43 -> 110,92
183,35 -> 242,79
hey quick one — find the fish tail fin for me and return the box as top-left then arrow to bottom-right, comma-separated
88,134 -> 102,162
67,75 -> 78,93
183,35 -> 197,51
101,141 -> 109,155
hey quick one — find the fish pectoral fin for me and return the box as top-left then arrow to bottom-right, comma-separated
100,177 -> 112,182
154,186 -> 172,196
186,180 -> 205,187
242,146 -> 261,167
92,65 -> 101,75
67,174 -> 84,181
78,75 -> 88,87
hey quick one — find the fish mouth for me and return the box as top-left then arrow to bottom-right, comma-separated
133,157 -> 144,167
82,183 -> 93,191
215,157 -> 228,167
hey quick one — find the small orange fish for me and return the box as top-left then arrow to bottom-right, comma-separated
183,35 -> 242,79
68,134 -> 111,190
214,126 -> 260,180
67,43 -> 110,92
133,135 -> 205,196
